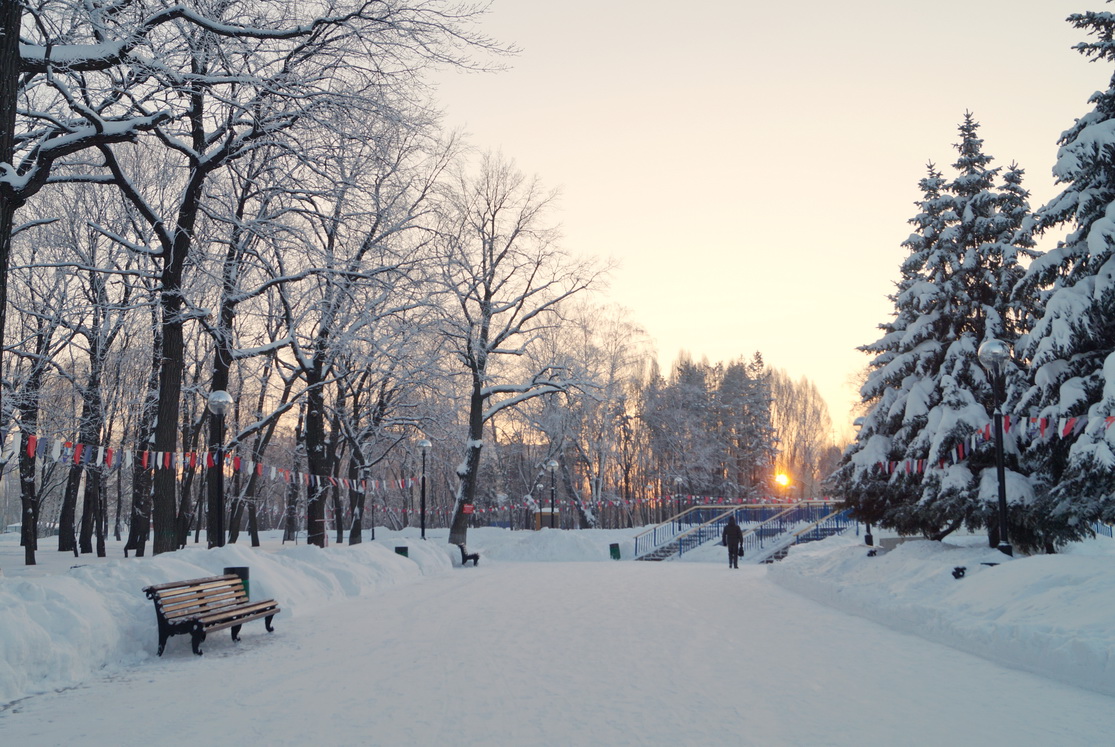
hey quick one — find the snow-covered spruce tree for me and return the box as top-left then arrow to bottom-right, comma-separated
834,116 -> 1038,543
913,116 -> 1039,545
1014,8 -> 1115,537
832,164 -> 953,533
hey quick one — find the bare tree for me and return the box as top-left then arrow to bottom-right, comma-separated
434,153 -> 599,545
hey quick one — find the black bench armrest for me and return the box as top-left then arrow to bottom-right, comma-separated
456,543 -> 479,566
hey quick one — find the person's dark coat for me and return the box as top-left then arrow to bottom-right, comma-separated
722,517 -> 743,550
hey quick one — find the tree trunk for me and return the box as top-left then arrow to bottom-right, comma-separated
59,463 -> 82,554
0,0 -> 20,384
304,373 -> 329,548
449,381 -> 485,545
347,458 -> 364,545
18,432 -> 38,566
283,410 -> 305,543
78,463 -> 95,554
151,310 -> 184,554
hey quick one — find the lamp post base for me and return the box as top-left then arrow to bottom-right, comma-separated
997,542 -> 1013,557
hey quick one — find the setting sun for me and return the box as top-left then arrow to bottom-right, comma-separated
775,473 -> 790,487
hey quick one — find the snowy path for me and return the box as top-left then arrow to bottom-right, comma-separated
3,561 -> 1113,746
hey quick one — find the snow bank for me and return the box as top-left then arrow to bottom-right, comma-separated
0,536 -> 452,704
767,534 -> 1115,697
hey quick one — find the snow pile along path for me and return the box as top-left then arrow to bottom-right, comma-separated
0,537 -> 451,704
767,534 -> 1115,696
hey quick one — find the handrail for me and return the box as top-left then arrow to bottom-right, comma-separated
748,509 -> 853,563
633,505 -> 736,557
633,502 -> 847,560
674,507 -> 794,558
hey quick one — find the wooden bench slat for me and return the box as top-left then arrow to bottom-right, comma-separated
197,605 -> 280,633
195,600 -> 279,625
144,574 -> 240,594
160,589 -> 247,614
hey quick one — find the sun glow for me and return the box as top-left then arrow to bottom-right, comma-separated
775,473 -> 790,487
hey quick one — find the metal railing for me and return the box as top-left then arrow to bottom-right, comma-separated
634,502 -> 845,560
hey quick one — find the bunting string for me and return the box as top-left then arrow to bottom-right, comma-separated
2,431 -> 417,495
872,415 -> 1115,475
0,431 -> 802,509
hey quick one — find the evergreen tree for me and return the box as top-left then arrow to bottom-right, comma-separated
1015,10 -> 1115,535
832,163 -> 953,532
835,115 -> 1036,542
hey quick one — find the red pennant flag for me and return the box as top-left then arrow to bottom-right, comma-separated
105,448 -> 114,468
72,443 -> 85,464
26,435 -> 37,458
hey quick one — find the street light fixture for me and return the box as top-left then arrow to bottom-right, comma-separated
418,439 -> 431,540
547,459 -> 559,529
978,338 -> 1013,557
207,389 -> 234,548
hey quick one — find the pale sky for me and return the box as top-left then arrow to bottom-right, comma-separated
433,0 -> 1110,436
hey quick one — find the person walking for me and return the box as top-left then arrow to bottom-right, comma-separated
722,516 -> 743,569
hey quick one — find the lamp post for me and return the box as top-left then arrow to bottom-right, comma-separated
851,417 -> 873,546
207,390 -> 234,548
547,459 -> 559,528
418,439 -> 431,540
674,476 -> 683,531
978,339 -> 1013,557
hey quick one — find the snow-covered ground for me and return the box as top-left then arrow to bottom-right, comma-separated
2,526 -> 1114,745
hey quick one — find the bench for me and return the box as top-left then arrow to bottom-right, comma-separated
143,573 -> 280,656
456,543 -> 479,566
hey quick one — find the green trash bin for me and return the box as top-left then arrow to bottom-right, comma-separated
395,546 -> 409,558
224,566 -> 250,599
609,543 -> 621,560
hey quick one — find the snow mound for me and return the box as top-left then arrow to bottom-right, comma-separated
767,534 -> 1115,696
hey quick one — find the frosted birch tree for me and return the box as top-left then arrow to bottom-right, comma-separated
435,153 -> 598,546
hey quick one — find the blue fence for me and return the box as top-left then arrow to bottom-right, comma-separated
634,502 -> 847,559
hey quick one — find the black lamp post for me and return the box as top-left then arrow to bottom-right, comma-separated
851,417 -> 873,546
207,390 -> 234,548
978,338 -> 1013,557
418,439 -> 431,540
547,459 -> 558,528
674,476 -> 683,531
